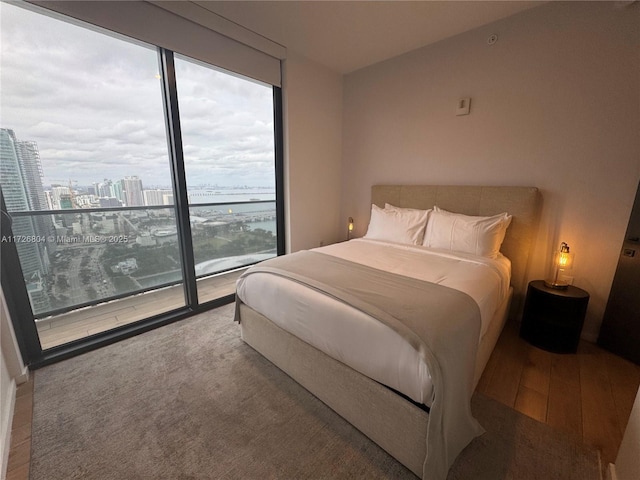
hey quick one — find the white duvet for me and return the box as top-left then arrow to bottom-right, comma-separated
235,238 -> 511,405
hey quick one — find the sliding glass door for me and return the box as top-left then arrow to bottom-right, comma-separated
0,2 -> 283,364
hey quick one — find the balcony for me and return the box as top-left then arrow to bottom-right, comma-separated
35,269 -> 243,349
9,201 -> 276,349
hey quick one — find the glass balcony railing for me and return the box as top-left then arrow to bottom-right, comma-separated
190,202 -> 277,276
8,201 -> 277,319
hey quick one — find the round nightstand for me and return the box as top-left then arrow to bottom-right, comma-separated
519,280 -> 589,353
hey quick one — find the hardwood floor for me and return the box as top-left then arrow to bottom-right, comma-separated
476,319 -> 640,475
6,377 -> 33,480
6,316 -> 640,479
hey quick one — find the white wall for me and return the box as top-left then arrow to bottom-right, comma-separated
0,354 -> 13,480
611,386 -> 640,480
1,287 -> 28,479
341,2 -> 640,340
283,51 -> 344,252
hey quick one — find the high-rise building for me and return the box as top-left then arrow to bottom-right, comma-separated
113,180 -> 125,204
0,128 -> 51,312
44,190 -> 54,210
143,189 -> 173,206
122,176 -> 144,207
98,180 -> 110,198
13,138 -> 56,251
15,141 -> 48,211
1,129 -> 27,210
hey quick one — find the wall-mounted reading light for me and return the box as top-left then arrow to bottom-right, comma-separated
545,242 -> 574,289
348,217 -> 354,240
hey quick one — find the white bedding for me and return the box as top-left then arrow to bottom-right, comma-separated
235,238 -> 511,405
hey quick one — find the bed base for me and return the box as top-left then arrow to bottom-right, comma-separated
238,290 -> 511,478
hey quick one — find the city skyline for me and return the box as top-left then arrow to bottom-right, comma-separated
4,128 -> 275,212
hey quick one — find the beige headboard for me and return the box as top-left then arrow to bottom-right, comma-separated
372,185 -> 542,308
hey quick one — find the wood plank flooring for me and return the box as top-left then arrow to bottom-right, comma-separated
6,377 -> 33,480
7,316 -> 640,479
476,319 -> 640,475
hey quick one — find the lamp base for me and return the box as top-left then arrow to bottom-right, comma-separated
544,280 -> 569,290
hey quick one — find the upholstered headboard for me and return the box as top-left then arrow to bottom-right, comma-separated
371,185 -> 542,307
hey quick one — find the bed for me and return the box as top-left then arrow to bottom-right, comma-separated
234,185 -> 541,479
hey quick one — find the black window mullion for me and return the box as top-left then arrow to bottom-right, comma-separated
158,48 -> 198,308
1,189 -> 43,365
273,87 -> 286,255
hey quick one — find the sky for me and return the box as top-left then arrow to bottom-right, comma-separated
0,2 -> 276,189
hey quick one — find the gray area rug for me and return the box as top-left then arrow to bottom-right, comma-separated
31,304 -> 601,479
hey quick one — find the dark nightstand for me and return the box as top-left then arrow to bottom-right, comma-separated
520,280 -> 589,353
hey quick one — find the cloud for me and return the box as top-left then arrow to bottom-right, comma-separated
0,2 -> 276,189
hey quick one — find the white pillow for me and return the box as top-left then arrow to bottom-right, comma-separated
364,204 -> 430,245
384,203 -> 429,215
423,206 -> 512,258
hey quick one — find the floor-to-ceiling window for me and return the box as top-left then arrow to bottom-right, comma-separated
0,1 -> 283,365
174,54 -> 278,303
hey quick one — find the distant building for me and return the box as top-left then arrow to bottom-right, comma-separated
58,194 -> 73,209
15,140 -> 49,212
26,274 -> 49,315
50,185 -> 71,209
20,137 -> 59,249
122,176 -> 144,207
118,258 -> 138,275
112,258 -> 138,275
99,197 -> 122,208
113,180 -> 125,204
143,189 -> 172,206
136,233 -> 156,247
44,190 -> 54,210
0,128 -> 51,312
153,229 -> 178,245
97,180 -> 110,198
75,194 -> 97,208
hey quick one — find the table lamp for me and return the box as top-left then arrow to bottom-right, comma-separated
545,242 -> 574,289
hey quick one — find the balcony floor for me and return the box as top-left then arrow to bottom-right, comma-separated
36,269 -> 243,350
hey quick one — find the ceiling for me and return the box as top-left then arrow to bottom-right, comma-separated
196,1 -> 544,74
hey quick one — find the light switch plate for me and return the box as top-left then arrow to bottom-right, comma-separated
456,97 -> 471,116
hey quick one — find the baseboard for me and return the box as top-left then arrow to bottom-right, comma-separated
1,378 -> 17,480
14,370 -> 29,385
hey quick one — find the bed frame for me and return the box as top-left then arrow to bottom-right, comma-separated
238,185 -> 541,478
